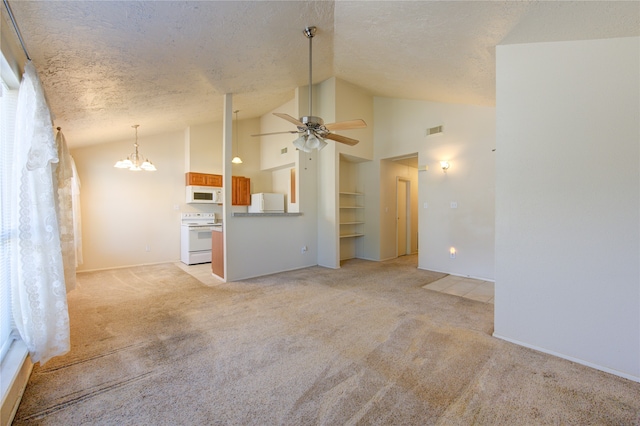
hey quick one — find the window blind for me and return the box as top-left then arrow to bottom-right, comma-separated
0,78 -> 18,361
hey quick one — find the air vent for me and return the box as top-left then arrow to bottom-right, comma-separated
426,125 -> 443,136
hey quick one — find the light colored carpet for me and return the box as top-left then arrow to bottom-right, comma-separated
12,256 -> 640,425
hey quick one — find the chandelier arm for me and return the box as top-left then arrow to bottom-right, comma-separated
115,124 -> 156,171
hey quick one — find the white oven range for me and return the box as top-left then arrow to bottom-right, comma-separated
180,212 -> 219,265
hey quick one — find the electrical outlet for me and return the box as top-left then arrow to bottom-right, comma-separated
450,201 -> 458,209
301,246 -> 308,253
145,245 -> 151,252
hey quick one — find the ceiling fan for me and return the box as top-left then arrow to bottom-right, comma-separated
252,26 -> 367,152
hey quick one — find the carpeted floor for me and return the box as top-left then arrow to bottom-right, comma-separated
12,256 -> 640,425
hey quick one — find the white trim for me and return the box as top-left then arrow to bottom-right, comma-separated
377,256 -> 396,262
0,50 -> 20,90
1,340 -> 32,426
232,263 -> 321,281
76,260 -> 178,274
417,267 -> 495,282
493,333 -> 640,383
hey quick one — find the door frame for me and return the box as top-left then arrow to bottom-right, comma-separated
396,177 -> 411,257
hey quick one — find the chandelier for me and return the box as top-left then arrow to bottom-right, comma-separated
114,124 -> 156,171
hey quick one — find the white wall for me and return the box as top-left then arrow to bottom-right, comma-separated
272,167 -> 294,208
372,98 -> 496,279
224,161 -> 319,280
259,98 -> 298,171
316,79 -> 340,268
335,78 -> 374,161
72,130 -> 188,271
357,160 -> 380,261
494,37 -> 640,381
188,121 -> 223,174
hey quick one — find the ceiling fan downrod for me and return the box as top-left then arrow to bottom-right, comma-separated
304,26 -> 316,118
250,25 -> 363,150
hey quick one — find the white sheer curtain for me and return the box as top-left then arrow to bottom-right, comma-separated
55,128 -> 77,291
71,155 -> 83,267
11,61 -> 70,365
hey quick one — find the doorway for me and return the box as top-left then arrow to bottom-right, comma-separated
383,154 -> 419,261
397,178 -> 411,257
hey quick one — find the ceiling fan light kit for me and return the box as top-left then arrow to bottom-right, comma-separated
252,26 -> 366,153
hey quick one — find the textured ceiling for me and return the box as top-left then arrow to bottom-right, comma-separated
3,1 -> 639,148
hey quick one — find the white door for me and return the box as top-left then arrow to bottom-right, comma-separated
397,179 -> 410,256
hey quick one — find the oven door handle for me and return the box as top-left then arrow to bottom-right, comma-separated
188,226 -> 214,231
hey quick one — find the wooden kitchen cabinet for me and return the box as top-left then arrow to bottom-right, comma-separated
186,173 -> 248,204
211,229 -> 224,278
232,176 -> 251,206
185,172 -> 222,187
206,174 -> 223,187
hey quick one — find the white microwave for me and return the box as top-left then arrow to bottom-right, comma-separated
186,186 -> 222,204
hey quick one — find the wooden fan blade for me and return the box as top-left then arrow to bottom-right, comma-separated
324,119 -> 367,131
251,131 -> 300,137
325,133 -> 359,146
273,113 -> 305,127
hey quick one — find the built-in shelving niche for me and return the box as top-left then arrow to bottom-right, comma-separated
339,155 -> 366,261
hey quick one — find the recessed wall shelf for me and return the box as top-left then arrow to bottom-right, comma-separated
339,158 -> 366,261
339,192 -> 364,240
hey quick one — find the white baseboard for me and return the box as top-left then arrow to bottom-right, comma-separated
493,333 -> 640,383
1,340 -> 33,426
418,266 -> 495,282
76,260 -> 176,273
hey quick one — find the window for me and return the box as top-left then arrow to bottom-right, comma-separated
0,76 -> 18,361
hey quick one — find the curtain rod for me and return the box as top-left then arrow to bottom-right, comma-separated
2,0 -> 31,61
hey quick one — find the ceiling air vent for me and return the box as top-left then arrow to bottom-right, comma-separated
426,125 -> 443,136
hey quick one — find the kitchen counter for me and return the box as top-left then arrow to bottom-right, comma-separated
233,212 -> 303,217
211,223 -> 223,232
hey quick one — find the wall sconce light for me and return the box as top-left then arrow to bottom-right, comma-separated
440,161 -> 450,172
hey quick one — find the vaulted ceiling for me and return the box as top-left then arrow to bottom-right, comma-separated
3,1 -> 638,147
